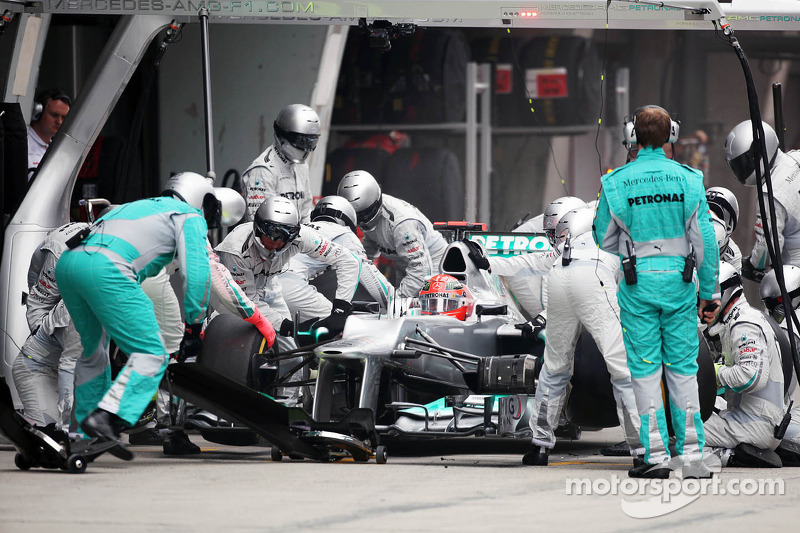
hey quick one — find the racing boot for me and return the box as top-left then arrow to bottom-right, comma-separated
728,443 -> 782,468
600,440 -> 631,457
163,430 -> 201,456
628,457 -> 671,479
522,445 -> 549,466
775,440 -> 800,467
80,408 -> 134,461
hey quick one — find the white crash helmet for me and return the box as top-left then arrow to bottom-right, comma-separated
711,213 -> 730,254
311,195 -> 357,233
554,206 -> 595,247
719,261 -> 744,312
213,187 -> 246,227
760,265 -> 800,324
337,170 -> 383,228
706,186 -> 739,234
253,197 -> 301,257
724,120 -> 780,187
162,172 -> 221,228
274,104 -> 321,164
543,196 -> 587,246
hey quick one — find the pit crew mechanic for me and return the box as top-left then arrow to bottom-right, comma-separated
594,104 -> 720,478
707,186 -> 742,273
241,104 -> 320,222
705,262 -> 786,467
337,170 -> 447,298
55,172 -> 225,451
724,120 -> 800,279
279,195 -> 394,323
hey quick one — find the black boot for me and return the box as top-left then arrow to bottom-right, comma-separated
600,441 -> 631,457
729,443 -> 782,468
81,409 -> 134,461
522,445 -> 549,466
163,430 -> 201,456
628,459 -> 671,479
775,441 -> 800,467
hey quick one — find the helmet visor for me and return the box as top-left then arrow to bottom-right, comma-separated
727,143 -> 758,185
356,198 -> 382,225
276,125 -> 319,152
762,295 -> 786,323
420,297 -> 464,315
311,205 -> 356,232
202,194 -> 221,230
254,219 -> 300,243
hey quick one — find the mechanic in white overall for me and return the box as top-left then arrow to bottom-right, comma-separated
214,197 -> 361,402
705,262 -> 786,467
337,170 -> 448,298
279,195 -> 394,322
760,266 -> 800,466
12,222 -> 88,432
707,186 -> 742,273
241,104 -> 320,222
724,121 -> 800,279
519,206 -> 642,466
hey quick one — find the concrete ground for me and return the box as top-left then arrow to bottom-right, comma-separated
1,426 -> 798,532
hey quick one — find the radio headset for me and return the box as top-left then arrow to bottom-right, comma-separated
31,90 -> 72,122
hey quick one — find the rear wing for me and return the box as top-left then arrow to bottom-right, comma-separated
434,221 -> 551,258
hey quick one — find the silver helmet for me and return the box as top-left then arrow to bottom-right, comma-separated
253,196 -> 301,251
311,195 -> 357,233
719,261 -> 744,312
706,186 -> 739,234
724,120 -> 780,187
213,187 -> 246,227
337,170 -> 383,228
543,196 -> 587,246
554,206 -> 595,246
760,265 -> 800,324
711,213 -> 730,254
162,171 -> 221,228
274,104 -> 321,163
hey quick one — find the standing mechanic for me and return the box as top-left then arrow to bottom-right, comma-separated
55,172 -> 222,453
241,104 -> 320,222
594,105 -> 720,478
724,120 -> 800,279
705,262 -> 786,467
521,206 -> 642,466
279,195 -> 394,322
337,170 -> 447,298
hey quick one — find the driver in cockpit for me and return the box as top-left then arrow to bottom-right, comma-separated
418,274 -> 475,321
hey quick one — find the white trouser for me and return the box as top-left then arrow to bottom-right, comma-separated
279,271 -> 333,323
704,409 -> 780,451
529,261 -> 641,452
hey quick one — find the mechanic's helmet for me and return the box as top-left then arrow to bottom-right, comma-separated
311,195 -> 357,233
273,104 -> 321,163
706,186 -> 739,234
719,261 -> 744,312
554,206 -> 595,246
162,172 -> 221,229
760,265 -> 800,324
337,170 -> 383,228
253,197 -> 301,255
543,196 -> 587,246
213,187 -> 246,227
724,120 -> 780,187
419,274 -> 475,321
711,213 -> 730,254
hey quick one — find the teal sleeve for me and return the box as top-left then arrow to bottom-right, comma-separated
592,184 -> 615,254
692,191 -> 720,299
179,214 -> 212,324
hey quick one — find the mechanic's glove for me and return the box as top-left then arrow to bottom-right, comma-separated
178,323 -> 203,363
515,314 -> 546,341
279,319 -> 294,337
741,255 -> 765,283
244,307 -> 276,348
713,363 -> 727,395
462,239 -> 491,271
314,299 -> 353,339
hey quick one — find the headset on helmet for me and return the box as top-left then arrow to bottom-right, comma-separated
554,206 -> 595,246
254,196 -> 301,246
419,274 -> 475,321
162,172 -> 221,228
706,186 -> 739,234
31,89 -> 72,123
718,261 -> 744,313
273,104 -> 321,164
311,195 -> 357,233
543,196 -> 587,246
337,170 -> 383,228
760,265 -> 800,324
621,105 -> 680,149
724,120 -> 780,187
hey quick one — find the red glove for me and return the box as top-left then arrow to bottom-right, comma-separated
244,308 -> 276,348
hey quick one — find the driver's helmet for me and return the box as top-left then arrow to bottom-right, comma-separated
419,274 -> 475,321
760,265 -> 800,324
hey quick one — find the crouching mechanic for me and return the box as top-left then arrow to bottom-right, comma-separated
55,172 -> 223,456
760,266 -> 800,466
337,170 -> 447,297
520,206 -> 642,466
214,197 -> 360,403
12,222 -> 87,432
705,262 -> 786,467
280,195 -> 394,322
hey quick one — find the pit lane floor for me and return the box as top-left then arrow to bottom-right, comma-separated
1,426 -> 798,532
